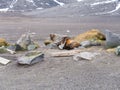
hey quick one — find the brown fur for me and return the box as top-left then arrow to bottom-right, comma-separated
0,38 -> 9,47
74,29 -> 106,43
57,37 -> 80,50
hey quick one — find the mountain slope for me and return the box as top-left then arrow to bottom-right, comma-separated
0,0 -> 78,12
23,0 -> 120,17
0,0 -> 120,17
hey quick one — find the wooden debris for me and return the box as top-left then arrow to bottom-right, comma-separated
50,49 -> 83,57
6,48 -> 16,54
0,46 -> 16,54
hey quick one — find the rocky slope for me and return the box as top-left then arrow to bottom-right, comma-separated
24,0 -> 120,17
0,0 -> 120,16
0,0 -> 78,12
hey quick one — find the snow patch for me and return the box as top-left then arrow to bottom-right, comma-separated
106,1 -> 120,13
46,3 -> 50,5
91,0 -> 117,6
10,0 -> 18,8
53,0 -> 65,6
77,0 -> 84,2
0,8 -> 9,12
37,8 -> 43,10
26,0 -> 34,3
26,0 -> 37,7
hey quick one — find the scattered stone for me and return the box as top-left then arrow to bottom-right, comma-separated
115,46 -> 120,56
16,32 -> 39,50
18,51 -> 44,65
80,40 -> 103,48
27,44 -> 37,51
0,46 -> 16,54
0,57 -> 11,65
105,30 -> 120,48
80,40 -> 91,48
46,43 -> 58,49
7,44 -> 22,51
73,52 -> 100,61
0,46 -> 7,53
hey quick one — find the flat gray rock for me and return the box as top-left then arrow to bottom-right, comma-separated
105,30 -> 120,48
18,52 -> 44,65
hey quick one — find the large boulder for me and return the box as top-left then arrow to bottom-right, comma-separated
16,33 -> 39,51
105,30 -> 120,48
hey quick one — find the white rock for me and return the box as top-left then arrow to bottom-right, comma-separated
0,57 -> 11,65
73,52 -> 100,61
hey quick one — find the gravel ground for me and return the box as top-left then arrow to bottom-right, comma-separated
0,16 -> 120,90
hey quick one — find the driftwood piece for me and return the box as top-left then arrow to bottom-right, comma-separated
0,46 -> 16,54
6,48 -> 16,54
49,49 -> 84,57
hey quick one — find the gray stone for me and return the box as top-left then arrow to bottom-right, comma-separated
115,46 -> 120,56
18,52 -> 44,65
73,52 -> 100,61
105,30 -> 120,48
27,44 -> 37,51
80,40 -> 91,48
80,40 -> 101,48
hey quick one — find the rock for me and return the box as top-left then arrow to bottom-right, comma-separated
80,40 -> 91,48
0,46 -> 7,53
0,57 -> 11,65
46,43 -> 58,49
18,51 -> 44,65
16,32 -> 39,50
73,52 -> 100,61
80,40 -> 103,48
27,44 -> 37,51
105,30 -> 120,48
74,29 -> 106,43
7,44 -> 23,51
115,46 -> 120,56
